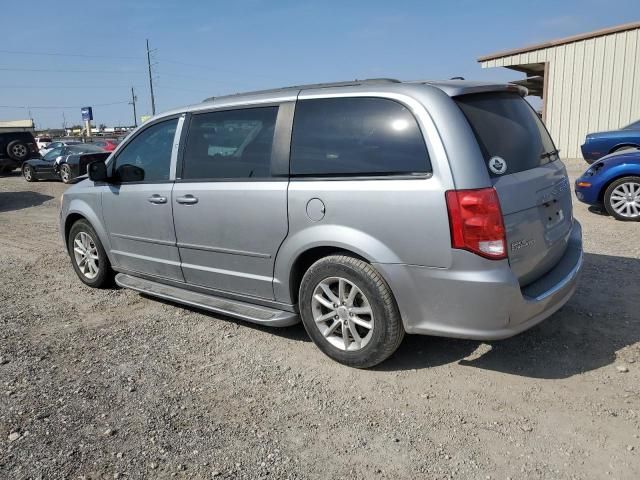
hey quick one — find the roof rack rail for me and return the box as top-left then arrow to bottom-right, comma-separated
202,78 -> 401,102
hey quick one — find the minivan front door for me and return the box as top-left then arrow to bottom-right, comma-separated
101,117 -> 184,281
172,105 -> 290,299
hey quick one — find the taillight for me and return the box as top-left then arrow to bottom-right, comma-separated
445,188 -> 507,260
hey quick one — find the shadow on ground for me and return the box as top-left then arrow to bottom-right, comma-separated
380,252 -> 640,378
0,191 -> 54,213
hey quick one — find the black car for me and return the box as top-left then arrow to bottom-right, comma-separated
22,144 -> 109,183
0,131 -> 40,174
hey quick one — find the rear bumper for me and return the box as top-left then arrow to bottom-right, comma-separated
375,220 -> 583,340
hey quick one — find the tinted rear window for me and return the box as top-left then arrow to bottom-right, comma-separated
290,97 -> 430,176
454,92 -> 558,177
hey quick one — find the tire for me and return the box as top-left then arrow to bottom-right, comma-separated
298,255 -> 404,368
68,219 -> 114,288
60,164 -> 72,184
6,140 -> 29,161
22,165 -> 36,182
604,176 -> 640,221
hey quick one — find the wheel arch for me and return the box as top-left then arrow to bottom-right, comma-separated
598,172 -> 640,203
274,225 -> 402,305
64,202 -> 115,264
287,246 -> 370,305
609,143 -> 640,154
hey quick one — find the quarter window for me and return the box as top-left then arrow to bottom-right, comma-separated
113,118 -> 178,182
290,97 -> 430,176
182,107 -> 278,180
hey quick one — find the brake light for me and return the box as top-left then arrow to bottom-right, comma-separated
445,188 -> 507,260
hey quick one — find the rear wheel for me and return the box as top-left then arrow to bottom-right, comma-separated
299,255 -> 404,368
604,176 -> 640,221
22,165 -> 36,182
60,164 -> 72,183
68,219 -> 114,287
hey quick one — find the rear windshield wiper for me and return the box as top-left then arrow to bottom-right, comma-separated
540,149 -> 560,159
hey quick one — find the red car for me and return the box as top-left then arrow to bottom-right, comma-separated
92,139 -> 120,152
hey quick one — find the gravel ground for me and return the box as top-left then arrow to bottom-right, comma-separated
1,160 -> 639,479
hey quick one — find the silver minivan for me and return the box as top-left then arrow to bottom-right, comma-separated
60,79 -> 583,367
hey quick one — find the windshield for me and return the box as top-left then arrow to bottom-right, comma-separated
455,92 -> 559,177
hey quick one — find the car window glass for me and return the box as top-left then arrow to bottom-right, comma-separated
44,147 -> 63,161
114,118 -> 178,182
290,97 -> 430,176
182,106 -> 278,180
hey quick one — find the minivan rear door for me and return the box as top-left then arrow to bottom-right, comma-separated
455,92 -> 573,286
172,103 -> 292,300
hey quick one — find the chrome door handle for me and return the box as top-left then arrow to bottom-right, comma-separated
147,194 -> 167,204
176,194 -> 198,205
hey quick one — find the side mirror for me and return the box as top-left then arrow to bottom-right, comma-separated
88,161 -> 108,182
116,164 -> 145,183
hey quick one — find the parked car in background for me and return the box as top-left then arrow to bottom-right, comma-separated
34,136 -> 53,150
23,144 -> 108,183
92,139 -> 119,152
581,119 -> 640,163
575,149 -> 640,220
40,140 -> 82,156
59,79 -> 583,368
0,131 -> 40,174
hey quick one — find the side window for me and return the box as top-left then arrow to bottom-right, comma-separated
114,118 -> 178,182
182,106 -> 278,180
290,97 -> 430,176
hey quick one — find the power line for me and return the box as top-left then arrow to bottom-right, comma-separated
0,49 -> 140,60
0,101 -> 129,110
0,67 -> 144,74
0,85 -> 145,89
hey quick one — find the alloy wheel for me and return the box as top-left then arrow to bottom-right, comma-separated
609,181 -> 640,218
23,167 -> 32,181
73,231 -> 100,279
61,165 -> 70,183
311,276 -> 374,351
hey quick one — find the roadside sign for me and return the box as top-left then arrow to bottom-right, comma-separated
140,115 -> 151,123
81,107 -> 93,121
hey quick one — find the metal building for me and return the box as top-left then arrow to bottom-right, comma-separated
478,21 -> 640,158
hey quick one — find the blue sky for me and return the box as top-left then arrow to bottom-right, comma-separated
1,0 -> 638,128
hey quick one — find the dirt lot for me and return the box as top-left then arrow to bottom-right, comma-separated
1,160 -> 639,480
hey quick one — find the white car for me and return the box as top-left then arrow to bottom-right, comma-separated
34,136 -> 52,150
39,140 -> 81,156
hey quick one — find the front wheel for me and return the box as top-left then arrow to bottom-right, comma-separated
68,219 -> 114,287
604,176 -> 640,221
299,255 -> 404,368
22,165 -> 36,182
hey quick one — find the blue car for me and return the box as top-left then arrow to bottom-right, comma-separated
575,150 -> 640,220
581,119 -> 640,163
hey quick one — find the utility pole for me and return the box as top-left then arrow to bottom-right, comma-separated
146,39 -> 156,116
130,87 -> 138,127
62,112 -> 67,131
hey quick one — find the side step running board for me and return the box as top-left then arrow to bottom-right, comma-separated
115,273 -> 299,327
